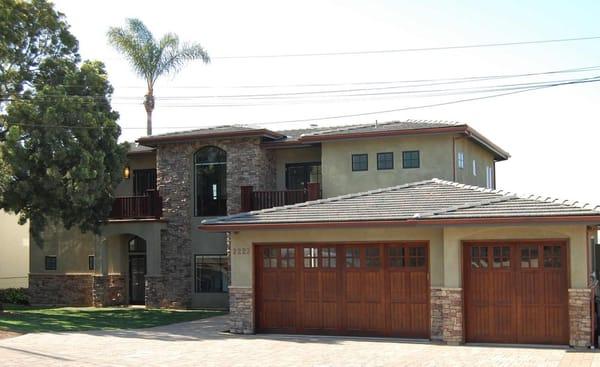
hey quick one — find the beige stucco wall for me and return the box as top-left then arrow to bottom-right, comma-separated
272,146 -> 322,190
114,152 -> 156,197
454,137 -> 496,188
0,211 -> 29,288
321,135 -> 454,198
31,222 -> 96,274
228,223 -> 590,290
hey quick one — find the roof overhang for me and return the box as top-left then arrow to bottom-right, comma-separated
199,215 -> 600,232
137,129 -> 285,147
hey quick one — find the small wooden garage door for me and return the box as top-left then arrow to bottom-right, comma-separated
464,241 -> 569,344
255,243 -> 430,337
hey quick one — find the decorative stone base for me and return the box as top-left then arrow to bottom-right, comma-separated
440,288 -> 464,345
229,287 -> 254,334
92,275 -> 126,307
430,287 -> 444,340
29,274 -> 93,306
568,288 -> 592,348
145,275 -> 191,308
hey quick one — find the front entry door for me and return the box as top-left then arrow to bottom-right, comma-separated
129,255 -> 146,305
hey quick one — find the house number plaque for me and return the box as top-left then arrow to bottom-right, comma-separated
232,248 -> 250,255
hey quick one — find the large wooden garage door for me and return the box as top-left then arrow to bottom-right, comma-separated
255,243 -> 429,337
464,241 -> 569,344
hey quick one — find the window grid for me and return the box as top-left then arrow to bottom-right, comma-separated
45,256 -> 57,271
492,246 -> 510,268
263,248 -> 277,268
388,247 -> 405,267
303,247 -> 319,268
365,247 -> 381,268
345,248 -> 360,268
471,247 -> 488,269
402,151 -> 420,168
520,246 -> 539,268
280,247 -> 296,268
194,255 -> 228,293
457,152 -> 465,169
321,247 -> 337,268
472,160 -> 477,176
376,152 -> 394,170
543,246 -> 562,268
408,246 -> 426,267
352,154 -> 368,171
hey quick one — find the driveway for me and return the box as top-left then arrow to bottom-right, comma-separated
0,315 -> 597,367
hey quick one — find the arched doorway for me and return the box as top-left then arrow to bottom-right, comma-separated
128,236 -> 147,305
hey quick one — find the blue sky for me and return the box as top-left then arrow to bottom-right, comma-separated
53,0 -> 600,204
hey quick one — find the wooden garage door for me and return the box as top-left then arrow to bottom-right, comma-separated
255,243 -> 429,337
464,241 -> 569,344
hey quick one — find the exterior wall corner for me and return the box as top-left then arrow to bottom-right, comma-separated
229,286 -> 254,334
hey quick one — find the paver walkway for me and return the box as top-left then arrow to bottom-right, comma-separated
0,315 -> 598,366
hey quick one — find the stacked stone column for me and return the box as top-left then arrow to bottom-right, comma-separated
568,288 -> 592,348
229,287 -> 254,334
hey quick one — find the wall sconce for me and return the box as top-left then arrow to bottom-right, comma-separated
123,165 -> 131,179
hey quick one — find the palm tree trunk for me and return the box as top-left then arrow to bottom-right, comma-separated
144,92 -> 155,136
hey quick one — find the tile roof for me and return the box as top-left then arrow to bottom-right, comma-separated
201,179 -> 600,227
137,125 -> 284,145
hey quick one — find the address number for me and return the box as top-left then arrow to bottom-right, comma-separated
232,248 -> 250,255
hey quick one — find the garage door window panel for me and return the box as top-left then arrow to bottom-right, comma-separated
492,246 -> 511,269
303,247 -> 319,268
520,246 -> 539,268
471,246 -> 489,269
388,247 -> 405,268
321,247 -> 337,268
280,248 -> 296,268
346,248 -> 360,268
408,246 -> 426,267
263,248 -> 277,268
543,246 -> 562,268
365,247 -> 381,268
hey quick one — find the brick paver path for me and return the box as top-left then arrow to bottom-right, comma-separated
0,315 -> 598,366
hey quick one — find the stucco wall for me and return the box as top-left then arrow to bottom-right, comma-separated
272,146 -> 322,190
228,223 -> 589,289
114,152 -> 157,197
0,211 -> 29,288
454,137 -> 496,188
321,135 -> 454,198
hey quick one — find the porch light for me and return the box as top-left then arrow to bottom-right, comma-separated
123,164 -> 131,179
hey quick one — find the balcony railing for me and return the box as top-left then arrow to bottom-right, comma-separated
241,183 -> 321,212
109,189 -> 163,219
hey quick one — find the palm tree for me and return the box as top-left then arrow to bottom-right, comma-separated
107,19 -> 210,135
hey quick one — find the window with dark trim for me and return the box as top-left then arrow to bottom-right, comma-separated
88,255 -> 95,270
285,162 -> 322,190
377,152 -> 394,170
402,151 -> 420,168
133,169 -> 157,195
194,146 -> 227,216
194,255 -> 228,293
45,256 -> 57,271
352,154 -> 368,171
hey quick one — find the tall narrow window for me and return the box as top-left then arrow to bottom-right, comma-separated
485,166 -> 493,189
195,147 -> 227,216
472,160 -> 477,176
457,152 -> 464,169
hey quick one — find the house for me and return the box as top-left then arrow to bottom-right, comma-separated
201,179 -> 600,347
29,119 -> 508,309
0,210 -> 29,289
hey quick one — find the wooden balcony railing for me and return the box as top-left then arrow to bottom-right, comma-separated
109,189 -> 163,219
241,183 -> 321,212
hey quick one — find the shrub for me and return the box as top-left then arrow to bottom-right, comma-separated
0,288 -> 29,305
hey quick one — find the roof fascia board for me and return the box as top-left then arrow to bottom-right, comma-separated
136,129 -> 283,146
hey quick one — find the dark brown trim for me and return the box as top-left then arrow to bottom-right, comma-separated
200,215 -> 600,231
136,129 -> 284,146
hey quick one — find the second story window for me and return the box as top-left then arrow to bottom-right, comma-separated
377,152 -> 394,170
133,169 -> 157,195
486,166 -> 493,189
352,154 -> 368,171
195,146 -> 227,217
472,160 -> 477,176
457,152 -> 464,169
402,151 -> 420,169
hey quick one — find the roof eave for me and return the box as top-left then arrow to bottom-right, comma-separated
297,125 -> 469,143
136,129 -> 284,147
199,215 -> 600,232
465,127 -> 510,161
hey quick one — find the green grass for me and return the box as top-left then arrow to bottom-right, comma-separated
0,305 -> 224,333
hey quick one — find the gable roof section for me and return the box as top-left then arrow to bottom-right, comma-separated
200,179 -> 600,230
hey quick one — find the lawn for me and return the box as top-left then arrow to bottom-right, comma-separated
0,305 -> 224,333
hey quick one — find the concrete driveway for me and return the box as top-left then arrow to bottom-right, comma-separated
0,315 -> 597,367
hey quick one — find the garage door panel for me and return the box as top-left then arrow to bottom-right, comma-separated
256,242 -> 429,337
465,242 -> 568,345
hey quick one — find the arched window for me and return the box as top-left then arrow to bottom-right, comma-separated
194,146 -> 227,216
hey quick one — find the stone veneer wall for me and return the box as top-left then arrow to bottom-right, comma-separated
568,288 -> 592,348
92,275 -> 126,307
430,287 -> 444,341
229,287 -> 254,334
29,274 -> 93,306
440,288 -> 464,345
150,137 -> 275,308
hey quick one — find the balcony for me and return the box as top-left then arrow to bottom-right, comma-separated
109,189 -> 163,220
241,183 -> 321,212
